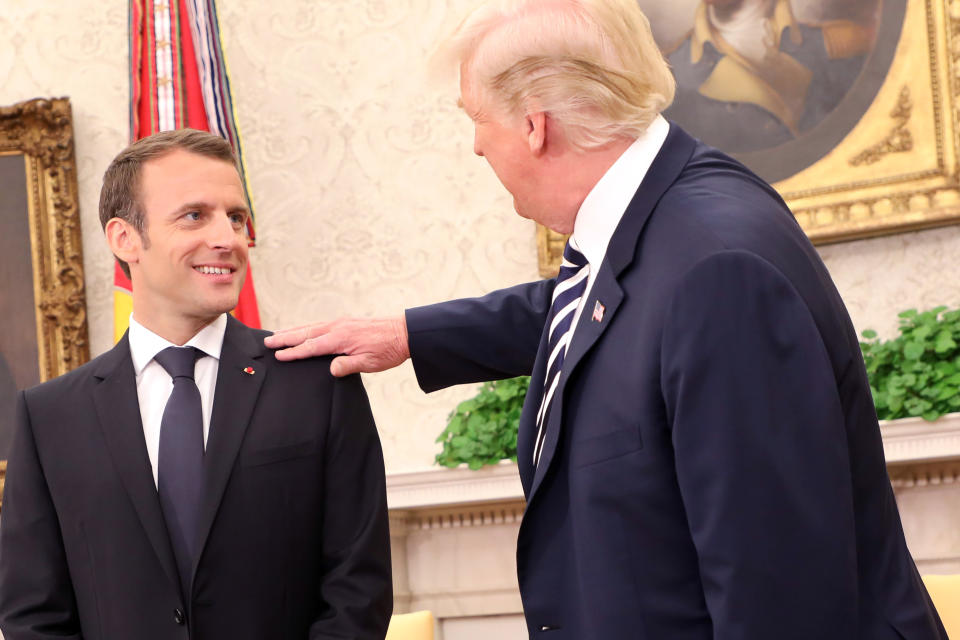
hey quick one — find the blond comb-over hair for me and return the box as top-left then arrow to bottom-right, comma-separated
443,0 -> 675,149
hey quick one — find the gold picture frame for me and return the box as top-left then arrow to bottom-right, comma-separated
0,97 -> 89,505
539,0 -> 960,276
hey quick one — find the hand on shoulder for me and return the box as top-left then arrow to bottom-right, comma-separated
264,316 -> 410,377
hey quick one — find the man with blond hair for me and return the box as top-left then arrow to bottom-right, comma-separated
0,129 -> 392,639
268,1 -> 946,638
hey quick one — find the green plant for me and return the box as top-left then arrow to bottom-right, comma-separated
435,376 -> 531,469
860,306 -> 960,421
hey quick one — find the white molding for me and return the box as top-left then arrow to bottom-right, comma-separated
386,461 -> 524,510
880,412 -> 960,464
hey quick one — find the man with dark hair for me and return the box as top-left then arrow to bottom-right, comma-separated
0,128 -> 393,640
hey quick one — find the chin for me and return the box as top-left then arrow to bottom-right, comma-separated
201,297 -> 241,318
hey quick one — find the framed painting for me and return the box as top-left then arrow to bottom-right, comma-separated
0,97 -> 89,505
539,0 -> 960,275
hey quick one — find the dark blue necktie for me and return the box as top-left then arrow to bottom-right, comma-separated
533,237 -> 589,466
154,346 -> 205,596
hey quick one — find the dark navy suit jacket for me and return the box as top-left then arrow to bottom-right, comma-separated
406,124 -> 947,639
0,316 -> 392,640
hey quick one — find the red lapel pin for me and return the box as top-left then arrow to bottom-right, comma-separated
243,366 -> 255,375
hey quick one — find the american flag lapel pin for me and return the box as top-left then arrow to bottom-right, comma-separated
243,366 -> 255,375
591,300 -> 605,323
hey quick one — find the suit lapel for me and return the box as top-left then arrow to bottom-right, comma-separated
91,334 -> 182,594
191,316 -> 266,581
529,271 -> 625,496
525,123 -> 698,502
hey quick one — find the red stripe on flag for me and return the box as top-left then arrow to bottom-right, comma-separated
114,261 -> 133,294
178,0 -> 210,130
233,264 -> 261,328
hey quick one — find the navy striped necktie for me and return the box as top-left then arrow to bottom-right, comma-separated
154,345 -> 205,596
533,237 -> 589,467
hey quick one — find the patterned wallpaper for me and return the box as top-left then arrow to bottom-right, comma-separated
5,0 -> 960,471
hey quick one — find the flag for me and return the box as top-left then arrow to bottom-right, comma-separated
118,0 -> 260,343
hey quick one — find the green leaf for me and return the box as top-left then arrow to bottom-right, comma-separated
903,341 -> 925,360
935,336 -> 957,354
861,329 -> 877,340
456,398 -> 478,413
936,386 -> 958,401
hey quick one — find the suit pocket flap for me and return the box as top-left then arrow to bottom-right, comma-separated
241,440 -> 319,468
570,428 -> 643,468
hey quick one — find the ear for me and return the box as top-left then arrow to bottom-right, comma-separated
526,109 -> 547,155
105,217 -> 143,267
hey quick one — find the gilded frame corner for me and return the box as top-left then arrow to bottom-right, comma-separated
538,0 -> 960,276
0,97 -> 90,502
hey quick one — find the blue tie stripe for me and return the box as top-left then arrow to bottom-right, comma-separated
533,238 -> 589,466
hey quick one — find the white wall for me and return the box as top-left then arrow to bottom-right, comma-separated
4,0 -> 960,473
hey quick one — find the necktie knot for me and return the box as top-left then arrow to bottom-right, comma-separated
154,346 -> 202,380
562,237 -> 588,270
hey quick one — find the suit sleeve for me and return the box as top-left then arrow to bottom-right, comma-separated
0,392 -> 83,640
660,251 -> 858,639
405,280 -> 554,392
309,373 -> 392,640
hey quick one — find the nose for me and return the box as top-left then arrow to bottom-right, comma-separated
207,211 -> 242,250
473,127 -> 483,157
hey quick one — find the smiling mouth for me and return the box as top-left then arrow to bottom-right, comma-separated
194,265 -> 235,275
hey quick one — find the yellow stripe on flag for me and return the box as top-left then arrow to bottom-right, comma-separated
113,287 -> 134,343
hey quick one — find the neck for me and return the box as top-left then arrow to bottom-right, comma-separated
131,304 -> 219,346
555,137 -> 635,234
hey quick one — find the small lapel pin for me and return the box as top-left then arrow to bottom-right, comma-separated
243,366 -> 255,375
591,300 -> 605,323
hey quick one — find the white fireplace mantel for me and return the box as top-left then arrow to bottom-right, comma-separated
880,412 -> 960,464
384,413 -> 960,622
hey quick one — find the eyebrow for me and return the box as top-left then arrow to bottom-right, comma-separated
175,201 -> 249,215
170,200 -> 250,217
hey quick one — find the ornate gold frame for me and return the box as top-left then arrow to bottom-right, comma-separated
0,97 -> 89,503
538,0 -> 960,276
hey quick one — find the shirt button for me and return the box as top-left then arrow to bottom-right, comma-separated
174,608 -> 185,625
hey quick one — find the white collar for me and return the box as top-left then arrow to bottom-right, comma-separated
128,313 -> 227,376
572,115 -> 670,268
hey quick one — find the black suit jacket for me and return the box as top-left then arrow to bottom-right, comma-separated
0,316 -> 392,639
406,124 -> 947,639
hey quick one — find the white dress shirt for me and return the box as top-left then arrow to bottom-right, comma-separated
568,115 -> 670,336
128,313 -> 227,487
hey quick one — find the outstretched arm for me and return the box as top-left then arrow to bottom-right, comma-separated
265,280 -> 554,392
